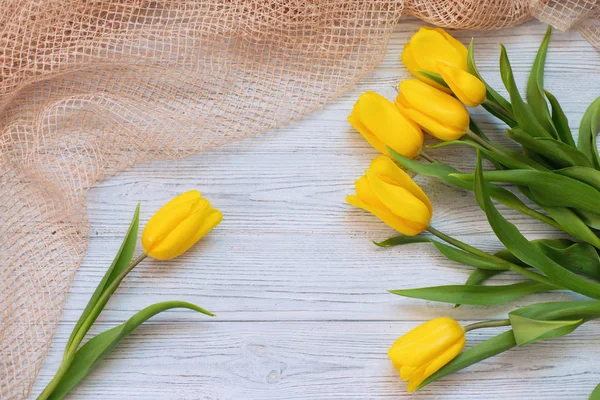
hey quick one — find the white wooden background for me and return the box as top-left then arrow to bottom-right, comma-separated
32,20 -> 600,399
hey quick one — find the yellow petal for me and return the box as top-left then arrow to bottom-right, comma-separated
346,194 -> 424,236
348,113 -> 388,154
437,62 -> 487,107
397,106 -> 465,142
149,202 -> 222,260
350,91 -> 423,158
368,156 -> 432,214
387,318 -> 464,367
409,27 -> 467,73
433,28 -> 468,65
400,365 -> 417,381
401,42 -> 451,93
396,80 -> 469,140
405,334 -> 465,392
406,365 -> 427,392
366,169 -> 430,228
423,335 -> 466,379
142,191 -> 203,254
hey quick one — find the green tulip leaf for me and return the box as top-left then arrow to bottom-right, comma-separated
506,128 -> 593,168
575,209 -> 600,230
375,235 -> 509,270
556,166 -> 600,191
373,236 -> 431,247
508,314 -> 582,346
540,206 -> 600,250
472,151 -> 600,299
47,301 -> 214,400
493,238 -> 600,280
544,90 -> 575,147
455,169 -> 600,214
526,26 -> 559,139
455,269 -> 507,308
417,71 -> 449,88
590,383 -> 600,400
66,204 -> 140,352
499,44 -> 552,138
431,138 -> 546,171
388,280 -> 556,306
467,39 -> 513,115
578,97 -> 600,169
418,330 -> 517,390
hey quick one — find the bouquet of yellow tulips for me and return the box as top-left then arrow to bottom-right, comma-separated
347,27 -> 600,397
38,191 -> 222,399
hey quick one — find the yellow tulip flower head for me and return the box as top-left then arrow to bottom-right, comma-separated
401,27 -> 468,92
395,79 -> 469,141
388,318 -> 465,392
348,91 -> 423,159
437,62 -> 487,107
346,156 -> 432,236
142,190 -> 223,260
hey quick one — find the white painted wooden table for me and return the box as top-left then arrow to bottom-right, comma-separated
33,20 -> 600,399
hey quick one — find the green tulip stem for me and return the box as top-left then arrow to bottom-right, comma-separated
464,319 -> 511,332
427,226 -> 558,288
419,150 -> 437,163
482,98 -> 516,122
38,252 -> 148,400
465,129 -> 500,153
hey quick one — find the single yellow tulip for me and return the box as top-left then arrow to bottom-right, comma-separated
346,156 -> 432,236
402,27 -> 468,92
142,190 -> 222,260
388,318 -> 465,392
348,91 -> 423,159
437,62 -> 487,107
395,79 -> 469,141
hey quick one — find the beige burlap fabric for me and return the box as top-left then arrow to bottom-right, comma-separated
1,1 -> 598,398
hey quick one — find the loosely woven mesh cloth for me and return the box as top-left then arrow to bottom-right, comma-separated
0,1 -> 598,398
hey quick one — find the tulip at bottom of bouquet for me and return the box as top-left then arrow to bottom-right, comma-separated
389,300 -> 600,395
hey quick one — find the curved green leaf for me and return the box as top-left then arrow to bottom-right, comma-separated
509,314 -> 582,346
556,166 -> 600,191
373,236 -> 430,247
454,169 -> 600,214
526,26 -> 558,139
48,301 -> 214,400
540,206 -> 600,250
455,269 -> 507,308
578,97 -> 600,169
590,383 -> 600,400
375,235 -> 509,270
507,128 -> 593,168
388,281 -> 556,306
545,90 -> 575,146
418,330 -> 516,390
472,151 -> 600,299
66,204 -> 140,351
500,44 -> 552,138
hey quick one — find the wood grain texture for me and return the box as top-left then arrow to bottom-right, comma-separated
32,19 -> 600,399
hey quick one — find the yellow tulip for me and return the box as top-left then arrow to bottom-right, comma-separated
142,190 -> 222,260
348,91 -> 423,159
437,62 -> 487,107
395,79 -> 469,141
402,27 -> 468,92
388,318 -> 465,392
346,156 -> 432,236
